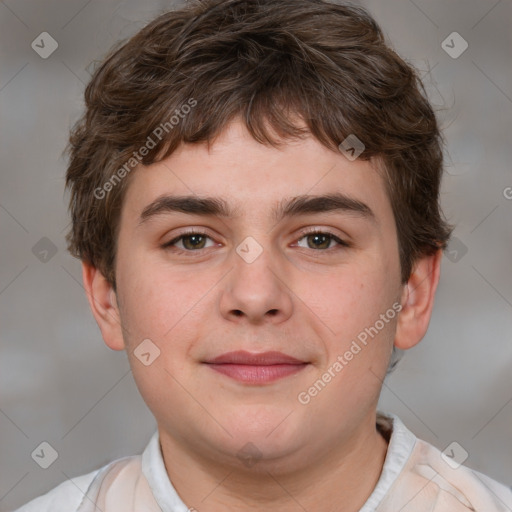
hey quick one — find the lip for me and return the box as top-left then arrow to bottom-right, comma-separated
205,350 -> 306,365
203,350 -> 309,384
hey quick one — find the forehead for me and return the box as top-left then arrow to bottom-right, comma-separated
120,120 -> 392,229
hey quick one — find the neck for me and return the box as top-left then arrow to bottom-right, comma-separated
158,412 -> 389,512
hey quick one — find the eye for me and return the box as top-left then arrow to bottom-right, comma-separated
160,228 -> 350,254
161,231 -> 216,252
295,229 -> 350,250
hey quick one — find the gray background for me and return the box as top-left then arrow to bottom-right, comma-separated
1,0 -> 511,510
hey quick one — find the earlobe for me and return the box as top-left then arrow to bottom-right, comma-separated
81,261 -> 125,351
394,249 -> 443,350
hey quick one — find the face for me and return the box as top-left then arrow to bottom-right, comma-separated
106,119 -> 406,470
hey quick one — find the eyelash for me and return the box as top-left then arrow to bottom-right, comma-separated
160,228 -> 350,255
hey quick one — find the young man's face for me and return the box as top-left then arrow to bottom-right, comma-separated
86,118 -> 438,472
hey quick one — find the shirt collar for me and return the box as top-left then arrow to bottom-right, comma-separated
141,432 -> 190,512
141,411 -> 417,512
359,411 -> 417,511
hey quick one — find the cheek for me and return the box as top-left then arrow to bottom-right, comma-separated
119,271 -> 203,414
303,260 -> 399,388
306,264 -> 393,336
117,254 -> 219,356
303,280 -> 397,413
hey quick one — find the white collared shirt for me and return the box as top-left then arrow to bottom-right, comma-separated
12,412 -> 512,511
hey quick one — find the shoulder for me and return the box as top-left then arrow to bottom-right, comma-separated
407,437 -> 512,511
375,413 -> 512,512
11,454 -> 145,512
10,469 -> 99,512
10,433 -> 160,512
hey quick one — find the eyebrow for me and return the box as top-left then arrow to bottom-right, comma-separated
137,193 -> 378,227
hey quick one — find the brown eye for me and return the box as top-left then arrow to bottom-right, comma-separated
296,230 -> 349,250
162,232 -> 215,252
305,233 -> 331,249
181,234 -> 208,250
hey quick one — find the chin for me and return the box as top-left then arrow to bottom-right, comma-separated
222,412 -> 306,455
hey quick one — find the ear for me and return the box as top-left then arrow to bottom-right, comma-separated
394,248 -> 442,350
81,261 -> 125,351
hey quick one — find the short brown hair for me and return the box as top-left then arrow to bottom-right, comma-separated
65,0 -> 454,292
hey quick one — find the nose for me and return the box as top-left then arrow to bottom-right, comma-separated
219,240 -> 293,325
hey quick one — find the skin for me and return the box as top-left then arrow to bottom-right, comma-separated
83,118 -> 442,512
